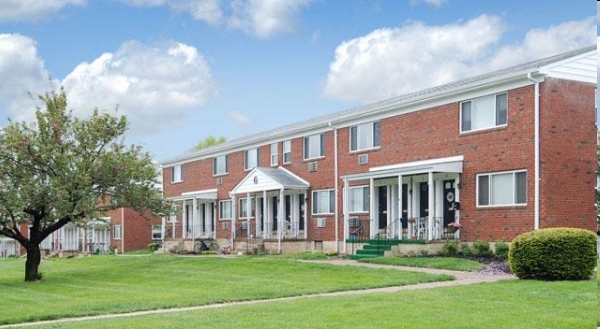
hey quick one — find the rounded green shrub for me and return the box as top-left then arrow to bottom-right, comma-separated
440,240 -> 459,256
508,227 -> 596,280
472,240 -> 493,257
493,241 -> 509,261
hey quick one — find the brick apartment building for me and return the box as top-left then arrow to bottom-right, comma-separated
161,46 -> 597,255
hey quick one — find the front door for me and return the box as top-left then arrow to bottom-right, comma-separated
378,186 -> 387,230
419,182 -> 429,218
443,180 -> 456,227
401,184 -> 408,229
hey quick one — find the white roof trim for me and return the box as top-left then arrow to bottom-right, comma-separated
343,156 -> 464,181
231,167 -> 309,195
170,189 -> 218,201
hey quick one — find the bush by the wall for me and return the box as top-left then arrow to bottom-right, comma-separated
148,242 -> 160,252
460,243 -> 473,257
493,241 -> 509,261
440,240 -> 459,256
472,240 -> 493,257
508,227 -> 596,280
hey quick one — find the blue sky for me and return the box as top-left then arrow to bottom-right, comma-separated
0,0 -> 596,162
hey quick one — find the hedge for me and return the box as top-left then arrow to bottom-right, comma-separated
508,227 -> 596,280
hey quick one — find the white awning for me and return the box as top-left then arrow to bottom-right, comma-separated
231,167 -> 309,195
169,189 -> 218,201
342,156 -> 464,182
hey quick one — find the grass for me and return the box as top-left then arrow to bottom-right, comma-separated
0,254 -> 451,325
21,280 -> 595,329
597,270 -> 600,326
358,256 -> 485,271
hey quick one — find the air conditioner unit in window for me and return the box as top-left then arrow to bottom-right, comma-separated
358,154 -> 369,165
241,221 -> 248,230
308,162 -> 318,172
216,177 -> 223,186
349,217 -> 360,227
222,222 -> 229,230
316,218 -> 326,228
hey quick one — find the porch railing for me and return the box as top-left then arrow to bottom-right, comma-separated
163,222 -> 215,241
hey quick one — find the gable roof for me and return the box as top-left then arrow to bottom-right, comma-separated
163,46 -> 597,166
231,167 -> 310,195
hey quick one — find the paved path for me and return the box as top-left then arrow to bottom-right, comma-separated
0,259 -> 516,328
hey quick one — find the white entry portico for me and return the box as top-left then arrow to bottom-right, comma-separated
342,156 -> 463,250
230,167 -> 309,253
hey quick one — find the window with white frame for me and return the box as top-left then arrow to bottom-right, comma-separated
348,186 -> 370,212
270,143 -> 278,166
219,200 -> 232,220
239,198 -> 255,218
171,164 -> 183,183
477,170 -> 527,206
151,225 -> 162,240
461,93 -> 507,132
304,134 -> 325,160
245,148 -> 259,170
283,140 -> 291,164
350,122 -> 380,152
113,225 -> 122,240
213,155 -> 228,176
312,189 -> 335,214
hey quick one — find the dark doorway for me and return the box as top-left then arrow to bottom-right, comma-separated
419,182 -> 429,218
442,180 -> 456,227
400,184 -> 409,229
299,194 -> 305,231
271,196 -> 278,230
378,186 -> 387,230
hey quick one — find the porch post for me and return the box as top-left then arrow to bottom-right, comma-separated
278,188 -> 284,253
246,192 -> 251,238
369,177 -> 375,239
192,197 -> 198,240
342,178 -> 349,254
255,193 -> 261,239
428,171 -> 434,241
454,175 -> 461,239
230,193 -> 236,241
397,174 -> 403,239
182,201 -> 188,239
263,190 -> 268,239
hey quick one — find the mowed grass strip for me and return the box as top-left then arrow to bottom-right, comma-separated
359,256 -> 485,271
0,255 -> 452,325
22,280 -> 595,329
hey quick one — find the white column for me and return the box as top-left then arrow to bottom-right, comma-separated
369,177 -> 375,239
342,178 -> 348,254
428,171 -> 434,241
455,175 -> 461,239
182,201 -> 188,239
397,175 -> 403,239
246,192 -> 251,238
263,190 -> 268,239
278,189 -> 284,253
230,193 -> 236,241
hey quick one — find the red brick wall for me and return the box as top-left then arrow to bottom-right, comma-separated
108,208 -> 161,252
163,79 -> 596,243
538,78 -> 596,231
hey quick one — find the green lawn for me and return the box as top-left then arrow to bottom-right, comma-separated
358,256 -> 485,271
0,254 -> 451,325
22,280 -> 595,329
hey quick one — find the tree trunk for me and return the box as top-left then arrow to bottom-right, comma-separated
25,244 -> 42,282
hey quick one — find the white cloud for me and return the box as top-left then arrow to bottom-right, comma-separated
323,15 -> 505,102
61,40 -> 217,135
228,110 -> 252,126
323,15 -> 596,103
0,34 -> 56,122
410,0 -> 447,7
228,0 -> 312,39
122,0 -> 223,26
0,0 -> 84,22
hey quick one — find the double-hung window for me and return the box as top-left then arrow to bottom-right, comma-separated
312,189 -> 335,214
219,200 -> 232,220
348,186 -> 369,213
304,134 -> 325,160
350,122 -> 380,152
245,148 -> 259,170
151,225 -> 162,240
213,155 -> 228,176
270,143 -> 278,166
171,164 -> 183,183
461,93 -> 507,132
283,140 -> 292,164
113,225 -> 122,240
477,170 -> 527,206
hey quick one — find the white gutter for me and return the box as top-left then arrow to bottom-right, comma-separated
328,121 -> 339,253
527,72 -> 542,230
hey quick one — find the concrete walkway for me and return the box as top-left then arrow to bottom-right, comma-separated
0,259 -> 516,328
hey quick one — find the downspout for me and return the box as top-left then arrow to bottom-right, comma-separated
120,207 -> 125,254
328,121 -> 339,253
527,72 -> 541,230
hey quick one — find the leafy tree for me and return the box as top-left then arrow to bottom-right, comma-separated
193,135 -> 226,151
0,90 -> 172,281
